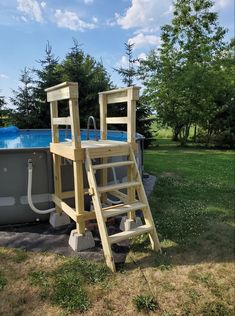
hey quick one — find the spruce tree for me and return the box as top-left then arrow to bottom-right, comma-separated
10,68 -> 37,128
0,93 -> 6,126
61,39 -> 112,127
33,41 -> 62,127
114,42 -> 153,146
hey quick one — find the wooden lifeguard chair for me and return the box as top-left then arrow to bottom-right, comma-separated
45,82 -> 161,272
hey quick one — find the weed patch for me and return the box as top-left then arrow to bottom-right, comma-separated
133,294 -> 159,313
201,301 -> 233,316
0,273 -> 7,291
50,272 -> 89,312
154,252 -> 173,270
27,256 -> 109,313
12,249 -> 28,263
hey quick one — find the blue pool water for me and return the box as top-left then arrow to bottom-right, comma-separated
0,129 -> 131,149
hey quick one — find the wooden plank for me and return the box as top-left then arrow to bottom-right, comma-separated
85,149 -> 116,272
45,81 -> 78,92
73,161 -> 85,234
99,93 -> 107,140
50,143 -> 84,161
129,148 -> 161,251
102,201 -> 146,218
88,145 -> 129,159
97,181 -> 140,193
99,86 -> 140,99
107,95 -> 128,104
52,117 -> 71,126
50,101 -> 59,143
109,224 -> 152,244
106,117 -> 128,124
52,154 -> 62,213
69,98 -> 81,148
109,190 -> 129,203
77,211 -> 96,221
127,91 -> 136,147
92,160 -> 134,170
46,83 -> 78,102
60,189 -> 89,199
52,194 -> 77,222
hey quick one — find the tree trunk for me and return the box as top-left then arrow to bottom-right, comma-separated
193,125 -> 197,143
172,125 -> 182,141
179,124 -> 191,146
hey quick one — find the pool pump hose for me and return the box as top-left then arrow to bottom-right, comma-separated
27,160 -> 121,214
27,159 -> 55,214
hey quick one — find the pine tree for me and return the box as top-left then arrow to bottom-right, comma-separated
33,41 -> 62,127
114,43 -> 139,87
10,68 -> 37,128
61,39 -> 112,127
0,93 -> 6,126
114,42 -> 153,146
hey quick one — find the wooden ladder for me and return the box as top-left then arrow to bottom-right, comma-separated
85,144 -> 161,272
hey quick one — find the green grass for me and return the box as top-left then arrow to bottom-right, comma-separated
0,273 -> 7,291
0,138 -> 234,315
144,140 -> 234,253
27,256 -> 109,313
133,294 -> 159,313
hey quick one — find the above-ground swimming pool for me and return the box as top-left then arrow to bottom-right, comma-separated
0,129 -> 144,225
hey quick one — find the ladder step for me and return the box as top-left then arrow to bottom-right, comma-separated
102,201 -> 146,218
97,181 -> 141,193
109,224 -> 153,244
92,161 -> 134,170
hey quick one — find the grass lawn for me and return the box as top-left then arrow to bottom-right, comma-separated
0,139 -> 234,315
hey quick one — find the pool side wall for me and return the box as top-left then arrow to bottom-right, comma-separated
0,140 -> 144,225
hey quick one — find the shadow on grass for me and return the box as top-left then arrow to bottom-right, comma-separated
130,140 -> 234,269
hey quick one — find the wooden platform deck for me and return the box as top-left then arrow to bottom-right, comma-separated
50,140 -> 130,160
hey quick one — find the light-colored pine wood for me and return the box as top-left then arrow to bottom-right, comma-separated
129,147 -> 161,251
50,143 -> 84,161
106,117 -> 128,124
92,160 -> 134,170
52,194 -> 77,222
102,201 -> 146,218
45,82 -> 78,102
52,117 -> 71,126
97,181 -> 141,193
109,224 -> 152,244
46,82 -> 161,272
85,149 -> 116,272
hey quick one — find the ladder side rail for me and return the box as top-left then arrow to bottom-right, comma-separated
85,149 -> 116,272
99,93 -> 108,202
129,148 -> 161,251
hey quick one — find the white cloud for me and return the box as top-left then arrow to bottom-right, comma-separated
128,33 -> 161,49
92,16 -> 98,23
138,52 -> 147,60
116,0 -> 172,31
40,1 -> 46,8
0,74 -> 8,79
117,55 -> 129,68
216,0 -> 232,8
106,18 -> 116,27
54,9 -> 97,31
17,0 -> 43,23
84,0 -> 94,4
20,15 -> 28,22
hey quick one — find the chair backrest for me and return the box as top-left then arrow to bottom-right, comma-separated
45,82 -> 81,148
99,86 -> 140,148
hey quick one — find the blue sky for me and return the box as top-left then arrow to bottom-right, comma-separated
0,0 -> 234,106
